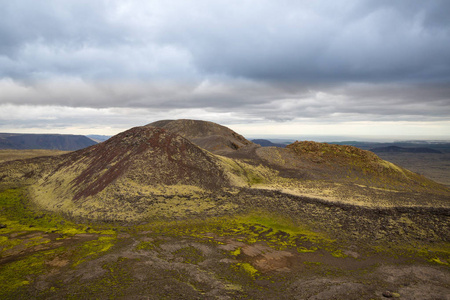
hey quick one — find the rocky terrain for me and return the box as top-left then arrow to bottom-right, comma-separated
0,119 -> 449,299
149,119 -> 254,154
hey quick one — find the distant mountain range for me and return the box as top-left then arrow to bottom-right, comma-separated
0,133 -> 97,151
251,139 -> 287,148
330,141 -> 450,153
370,145 -> 441,154
86,135 -> 111,143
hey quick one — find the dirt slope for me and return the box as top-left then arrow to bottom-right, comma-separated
149,119 -> 254,154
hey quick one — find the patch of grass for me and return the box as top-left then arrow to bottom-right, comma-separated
234,262 -> 259,278
138,210 -> 346,263
218,156 -> 277,187
62,257 -> 134,299
297,246 -> 318,253
0,187 -> 118,239
173,246 -> 205,264
230,247 -> 241,256
135,241 -> 156,251
0,254 -> 43,295
304,261 -> 322,266
0,149 -> 68,163
72,236 -> 117,267
0,247 -> 64,298
370,240 -> 450,266
0,188 -> 86,236
428,257 -> 449,266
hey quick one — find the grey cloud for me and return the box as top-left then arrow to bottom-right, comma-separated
1,0 -> 449,83
1,76 -> 449,123
195,2 -> 450,83
0,0 -> 449,133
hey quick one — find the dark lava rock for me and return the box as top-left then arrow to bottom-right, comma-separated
382,291 -> 393,298
382,291 -> 399,298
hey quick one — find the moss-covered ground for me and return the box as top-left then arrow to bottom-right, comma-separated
0,187 -> 449,299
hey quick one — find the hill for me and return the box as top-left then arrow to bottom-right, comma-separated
149,119 -> 254,154
0,133 -> 97,151
24,125 -> 232,221
1,120 -> 449,299
252,140 -> 449,208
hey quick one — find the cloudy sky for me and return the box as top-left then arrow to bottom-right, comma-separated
1,0 -> 449,140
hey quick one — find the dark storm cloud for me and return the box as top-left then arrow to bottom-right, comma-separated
184,0 -> 450,83
0,0 -> 449,127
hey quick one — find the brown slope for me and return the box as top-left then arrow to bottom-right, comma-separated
252,140 -> 450,207
28,126 -> 231,221
148,119 -> 254,154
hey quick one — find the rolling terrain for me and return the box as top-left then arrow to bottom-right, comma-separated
0,149 -> 70,164
0,120 -> 449,299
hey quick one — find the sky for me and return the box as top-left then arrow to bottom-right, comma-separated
1,0 -> 450,140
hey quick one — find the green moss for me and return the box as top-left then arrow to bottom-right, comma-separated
235,263 -> 259,278
137,210 -> 344,260
297,246 -> 317,253
72,236 -> 116,267
330,250 -> 347,258
135,241 -> 155,251
428,257 -> 449,266
173,246 -> 205,264
0,256 -> 40,295
0,236 -> 51,257
63,257 -> 134,299
0,188 -> 86,236
0,248 -> 63,297
0,236 -> 23,253
230,247 -> 241,256
303,261 -> 322,266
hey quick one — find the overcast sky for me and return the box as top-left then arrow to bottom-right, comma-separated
1,0 -> 449,140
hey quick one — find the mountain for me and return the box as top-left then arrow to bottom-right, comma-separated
149,119 -> 254,154
370,145 -> 442,153
251,139 -> 287,148
0,133 -> 97,151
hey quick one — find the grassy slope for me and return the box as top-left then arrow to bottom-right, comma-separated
253,143 -> 450,208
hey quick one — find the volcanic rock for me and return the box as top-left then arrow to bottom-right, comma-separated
148,119 -> 254,154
